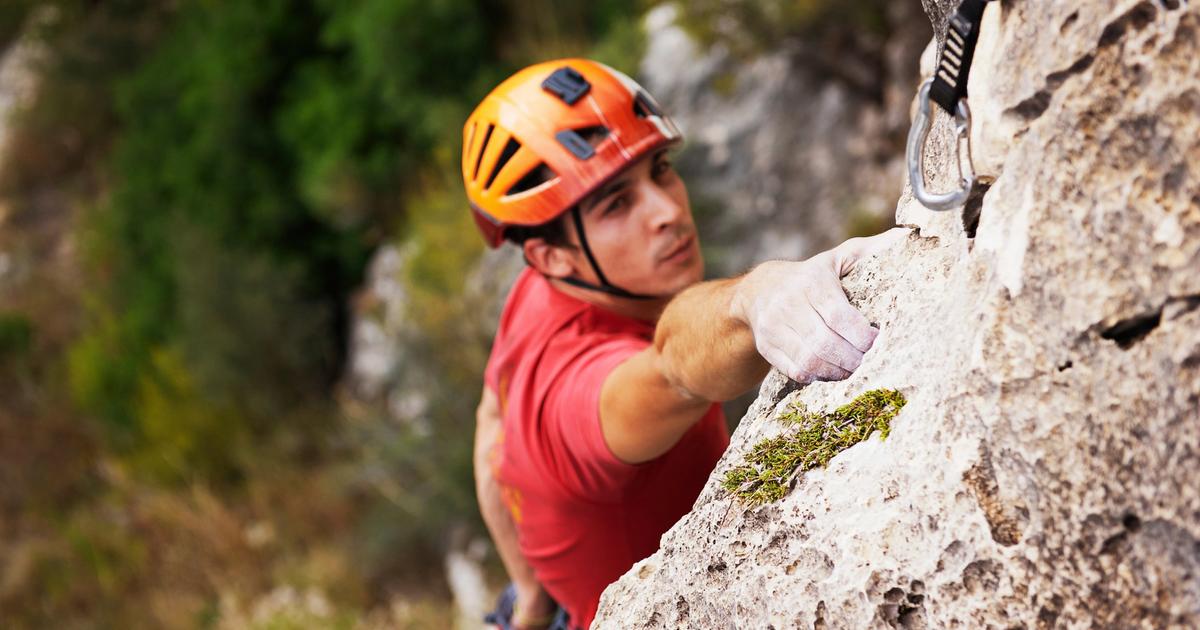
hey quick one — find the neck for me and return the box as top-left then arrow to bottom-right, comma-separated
547,277 -> 671,322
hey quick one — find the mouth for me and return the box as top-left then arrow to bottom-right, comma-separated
659,235 -> 695,263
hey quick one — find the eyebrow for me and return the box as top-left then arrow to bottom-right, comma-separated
583,177 -> 632,214
582,150 -> 671,214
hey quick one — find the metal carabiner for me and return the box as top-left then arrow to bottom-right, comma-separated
906,78 -> 976,211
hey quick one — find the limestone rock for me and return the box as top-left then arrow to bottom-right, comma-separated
595,1 -> 1200,627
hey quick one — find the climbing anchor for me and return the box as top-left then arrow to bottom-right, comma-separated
907,79 -> 975,211
906,0 -> 993,211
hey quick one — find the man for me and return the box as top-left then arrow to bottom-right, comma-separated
467,59 -> 905,629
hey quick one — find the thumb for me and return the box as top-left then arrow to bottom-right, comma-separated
834,227 -> 911,276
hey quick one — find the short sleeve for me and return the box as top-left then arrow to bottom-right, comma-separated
541,334 -> 649,502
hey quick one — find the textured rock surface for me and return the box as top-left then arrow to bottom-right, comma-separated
595,1 -> 1200,627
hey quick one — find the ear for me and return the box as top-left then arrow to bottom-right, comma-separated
522,238 -> 581,280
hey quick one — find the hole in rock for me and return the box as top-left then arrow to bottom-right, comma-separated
1060,11 -> 1079,33
1099,309 -> 1162,349
962,180 -> 991,238
1099,531 -> 1128,555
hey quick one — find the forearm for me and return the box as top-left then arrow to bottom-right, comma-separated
473,397 -> 555,624
602,230 -> 906,464
475,430 -> 536,587
652,275 -> 771,402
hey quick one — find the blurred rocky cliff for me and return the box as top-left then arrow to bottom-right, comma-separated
595,0 -> 1200,626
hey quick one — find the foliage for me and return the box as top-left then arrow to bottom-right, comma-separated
0,0 -> 176,200
722,389 -> 907,505
673,0 -> 890,57
2,0 -> 650,627
0,312 -> 33,358
52,0 -> 648,482
0,1 -> 34,51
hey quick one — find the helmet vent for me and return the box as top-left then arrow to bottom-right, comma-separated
506,163 -> 557,196
484,138 -> 521,191
633,92 -> 663,119
574,125 -> 609,147
472,123 -> 495,182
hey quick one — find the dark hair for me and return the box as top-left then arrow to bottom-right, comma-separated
504,211 -> 573,248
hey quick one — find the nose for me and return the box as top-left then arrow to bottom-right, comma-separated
639,179 -> 686,233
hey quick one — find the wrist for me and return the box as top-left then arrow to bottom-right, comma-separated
731,261 -> 776,325
513,609 -> 557,630
513,583 -> 556,622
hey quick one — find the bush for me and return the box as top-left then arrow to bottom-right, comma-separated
0,313 -> 33,358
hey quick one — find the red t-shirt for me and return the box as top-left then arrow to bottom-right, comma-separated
484,268 -> 728,628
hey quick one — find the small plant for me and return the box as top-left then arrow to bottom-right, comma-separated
721,388 -> 906,505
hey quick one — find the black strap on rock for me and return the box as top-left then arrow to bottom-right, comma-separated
929,0 -> 992,115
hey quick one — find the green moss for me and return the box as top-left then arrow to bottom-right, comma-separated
721,388 -> 906,505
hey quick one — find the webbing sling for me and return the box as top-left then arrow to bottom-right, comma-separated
906,0 -> 995,211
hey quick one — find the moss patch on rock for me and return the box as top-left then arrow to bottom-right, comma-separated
721,388 -> 907,505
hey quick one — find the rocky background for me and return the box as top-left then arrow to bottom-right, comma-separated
594,0 -> 1200,627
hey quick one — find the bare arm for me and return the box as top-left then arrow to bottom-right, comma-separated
600,229 -> 909,464
474,387 -> 557,628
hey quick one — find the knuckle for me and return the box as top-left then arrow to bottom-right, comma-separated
799,355 -> 825,375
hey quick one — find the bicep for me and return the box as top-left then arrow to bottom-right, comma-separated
599,347 -> 713,464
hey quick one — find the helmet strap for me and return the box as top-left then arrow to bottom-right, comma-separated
562,206 -> 659,301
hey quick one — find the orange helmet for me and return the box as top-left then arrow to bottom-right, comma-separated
462,59 -> 683,247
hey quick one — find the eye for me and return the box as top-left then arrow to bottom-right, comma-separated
603,194 -> 628,216
652,157 -> 674,178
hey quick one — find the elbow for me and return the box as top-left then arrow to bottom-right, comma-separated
650,346 -> 709,404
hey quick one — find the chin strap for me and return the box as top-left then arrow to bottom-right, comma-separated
559,206 -> 661,301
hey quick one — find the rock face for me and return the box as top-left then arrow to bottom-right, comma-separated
595,1 -> 1200,628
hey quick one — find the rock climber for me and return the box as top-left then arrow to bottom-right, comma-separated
466,59 -> 906,629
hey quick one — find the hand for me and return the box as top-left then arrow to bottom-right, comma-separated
828,227 -> 911,277
731,228 -> 910,384
512,582 -> 557,630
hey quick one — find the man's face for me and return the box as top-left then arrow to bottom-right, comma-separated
567,149 -> 704,297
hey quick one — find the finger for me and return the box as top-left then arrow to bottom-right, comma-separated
806,279 -> 878,353
837,227 -> 911,275
758,339 -> 826,384
761,333 -> 853,383
783,315 -> 863,373
860,227 -> 911,257
757,341 -> 811,384
797,354 -> 853,382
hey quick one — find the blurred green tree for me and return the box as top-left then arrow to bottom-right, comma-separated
4,0 -> 646,624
